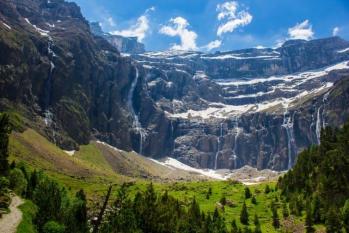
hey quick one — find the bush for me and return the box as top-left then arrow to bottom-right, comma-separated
43,221 -> 65,233
9,168 -> 27,195
0,176 -> 9,192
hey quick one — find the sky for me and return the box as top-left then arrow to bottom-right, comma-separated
70,0 -> 349,52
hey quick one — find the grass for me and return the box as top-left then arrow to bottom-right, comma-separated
8,127 -> 308,232
120,181 -> 284,232
16,201 -> 38,233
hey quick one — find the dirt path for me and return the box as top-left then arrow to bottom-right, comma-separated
0,195 -> 24,233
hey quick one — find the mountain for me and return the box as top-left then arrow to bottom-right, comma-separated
132,39 -> 349,170
1,0 -> 349,172
89,22 -> 145,54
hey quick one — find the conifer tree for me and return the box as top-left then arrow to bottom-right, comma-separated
271,201 -> 280,228
282,202 -> 289,218
343,200 -> 349,233
240,202 -> 249,225
0,114 -> 11,176
325,207 -> 342,233
245,187 -> 252,199
231,219 -> 239,233
251,196 -> 257,205
305,201 -> 315,233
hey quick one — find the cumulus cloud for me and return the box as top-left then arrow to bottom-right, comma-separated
216,1 -> 253,36
202,40 -> 222,51
288,20 -> 314,40
333,27 -> 340,36
159,17 -> 198,51
110,7 -> 155,42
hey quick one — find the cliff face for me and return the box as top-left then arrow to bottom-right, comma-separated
89,22 -> 145,54
0,0 -> 146,151
131,42 -> 349,170
1,0 -> 349,171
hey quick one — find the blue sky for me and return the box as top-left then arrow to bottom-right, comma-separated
70,0 -> 349,52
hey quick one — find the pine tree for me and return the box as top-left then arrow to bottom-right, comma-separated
231,219 -> 239,233
245,187 -> 252,199
253,214 -> 262,233
251,196 -> 257,205
0,114 -> 11,176
343,200 -> 349,233
325,207 -> 342,233
240,202 -> 249,225
264,185 -> 270,194
282,202 -> 289,218
311,194 -> 321,223
271,201 -> 280,228
305,201 -> 315,233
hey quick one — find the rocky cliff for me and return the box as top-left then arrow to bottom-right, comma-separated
1,0 -> 349,171
0,0 -> 149,152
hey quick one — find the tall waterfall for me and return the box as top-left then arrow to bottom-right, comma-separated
315,107 -> 322,144
282,109 -> 296,170
44,36 -> 55,127
214,122 -> 224,169
232,116 -> 240,169
127,66 -> 146,154
315,92 -> 330,144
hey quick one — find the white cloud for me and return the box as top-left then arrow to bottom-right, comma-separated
333,27 -> 340,36
106,17 -> 116,27
216,1 -> 253,36
202,40 -> 222,51
110,7 -> 154,42
288,20 -> 314,40
159,17 -> 198,51
255,45 -> 266,49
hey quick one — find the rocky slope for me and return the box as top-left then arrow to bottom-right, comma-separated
0,0 -> 151,152
1,0 -> 349,171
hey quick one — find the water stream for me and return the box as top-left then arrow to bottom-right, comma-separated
127,66 -> 146,154
214,122 -> 224,169
282,109 -> 296,170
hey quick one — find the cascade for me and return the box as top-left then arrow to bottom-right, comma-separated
214,122 -> 224,169
44,36 -> 55,126
231,116 -> 240,169
282,109 -> 296,169
315,92 -> 330,144
127,66 -> 146,154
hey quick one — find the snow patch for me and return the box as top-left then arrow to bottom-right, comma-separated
338,47 -> 349,53
64,150 -> 75,156
2,22 -> 11,30
24,18 -> 50,37
96,140 -> 123,152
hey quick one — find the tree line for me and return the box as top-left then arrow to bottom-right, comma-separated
278,120 -> 349,233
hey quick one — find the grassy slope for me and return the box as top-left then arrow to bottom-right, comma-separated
9,128 -> 310,232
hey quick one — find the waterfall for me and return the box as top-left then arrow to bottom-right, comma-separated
127,66 -> 146,154
214,122 -> 224,169
231,116 -> 240,169
282,109 -> 296,170
170,120 -> 175,150
315,107 -> 322,144
315,92 -> 330,144
44,36 -> 55,127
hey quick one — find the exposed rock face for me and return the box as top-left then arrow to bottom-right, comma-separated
132,43 -> 349,170
1,0 -> 349,171
90,22 -> 145,54
0,0 -> 144,151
